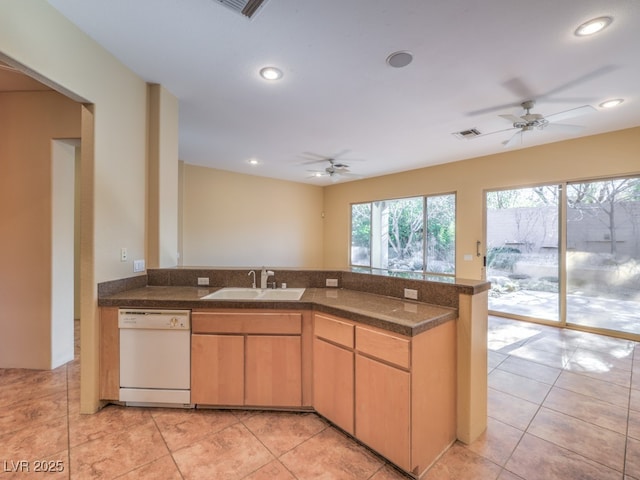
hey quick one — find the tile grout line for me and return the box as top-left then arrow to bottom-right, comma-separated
236,412 -> 295,480
491,329 -> 582,479
148,410 -> 187,480
503,329 -> 632,477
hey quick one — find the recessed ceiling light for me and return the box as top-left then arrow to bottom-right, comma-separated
599,98 -> 624,108
386,51 -> 413,68
259,66 -> 283,80
248,158 -> 260,165
575,16 -> 612,36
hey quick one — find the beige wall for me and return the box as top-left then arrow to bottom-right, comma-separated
0,91 -> 80,369
0,1 -> 149,285
0,2 -> 178,412
181,164 -> 324,268
323,127 -> 640,279
148,84 -> 179,268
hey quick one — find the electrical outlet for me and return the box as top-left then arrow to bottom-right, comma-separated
197,277 -> 210,286
404,288 -> 418,300
326,278 -> 338,287
133,259 -> 145,272
120,247 -> 128,262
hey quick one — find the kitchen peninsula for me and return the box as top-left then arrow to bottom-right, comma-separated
98,268 -> 489,478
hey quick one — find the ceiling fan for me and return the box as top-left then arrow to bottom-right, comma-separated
481,100 -> 596,147
301,151 -> 363,180
307,158 -> 362,180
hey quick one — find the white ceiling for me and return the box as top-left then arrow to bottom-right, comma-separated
44,0 -> 640,184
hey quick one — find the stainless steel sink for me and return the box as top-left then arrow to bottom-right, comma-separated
200,287 -> 306,301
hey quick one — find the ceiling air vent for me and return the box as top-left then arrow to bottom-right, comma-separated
452,128 -> 482,140
215,0 -> 270,19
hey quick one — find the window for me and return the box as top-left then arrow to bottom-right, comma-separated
350,193 -> 456,276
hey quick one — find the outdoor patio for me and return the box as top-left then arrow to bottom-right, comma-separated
490,290 -> 640,336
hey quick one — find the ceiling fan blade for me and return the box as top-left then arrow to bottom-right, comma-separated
331,149 -> 352,160
299,150 -> 365,165
499,114 -> 522,123
301,151 -> 330,159
533,97 -> 597,104
542,65 -> 617,98
501,77 -> 536,100
473,127 -> 519,139
467,101 -> 522,117
503,130 -> 523,148
300,158 -> 330,165
545,105 -> 596,124
543,123 -> 584,134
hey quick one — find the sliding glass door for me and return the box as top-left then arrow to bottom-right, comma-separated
566,178 -> 640,335
486,186 -> 560,322
486,176 -> 640,338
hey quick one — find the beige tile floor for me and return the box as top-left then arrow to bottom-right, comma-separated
1,316 -> 638,479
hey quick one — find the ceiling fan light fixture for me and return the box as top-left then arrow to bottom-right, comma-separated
259,66 -> 283,80
599,98 -> 624,108
575,16 -> 612,36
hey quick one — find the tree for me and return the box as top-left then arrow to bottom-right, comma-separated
387,197 -> 423,262
568,178 -> 640,256
351,203 -> 371,247
427,195 -> 455,270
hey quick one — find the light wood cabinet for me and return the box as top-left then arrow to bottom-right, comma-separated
313,336 -> 354,433
191,310 -> 304,407
246,335 -> 301,406
355,353 -> 411,469
313,312 -> 456,478
354,324 -> 412,468
191,334 -> 244,405
100,304 -> 455,478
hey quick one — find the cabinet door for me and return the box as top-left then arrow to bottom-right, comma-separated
191,334 -> 244,405
355,355 -> 411,471
313,337 -> 354,434
245,336 -> 302,407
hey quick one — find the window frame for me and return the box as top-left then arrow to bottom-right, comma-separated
349,192 -> 457,277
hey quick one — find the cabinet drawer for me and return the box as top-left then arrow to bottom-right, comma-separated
192,312 -> 301,334
314,313 -> 354,348
356,326 -> 410,369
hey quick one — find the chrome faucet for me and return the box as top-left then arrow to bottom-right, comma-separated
248,270 -> 256,289
260,267 -> 274,289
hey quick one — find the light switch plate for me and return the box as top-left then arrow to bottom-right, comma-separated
133,259 -> 145,272
197,277 -> 210,286
326,278 -> 338,287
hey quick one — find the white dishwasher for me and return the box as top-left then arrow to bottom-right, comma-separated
118,309 -> 192,407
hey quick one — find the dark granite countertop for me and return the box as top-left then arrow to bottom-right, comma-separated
98,286 -> 457,336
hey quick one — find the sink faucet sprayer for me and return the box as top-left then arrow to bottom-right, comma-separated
260,267 -> 274,289
248,270 -> 256,289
